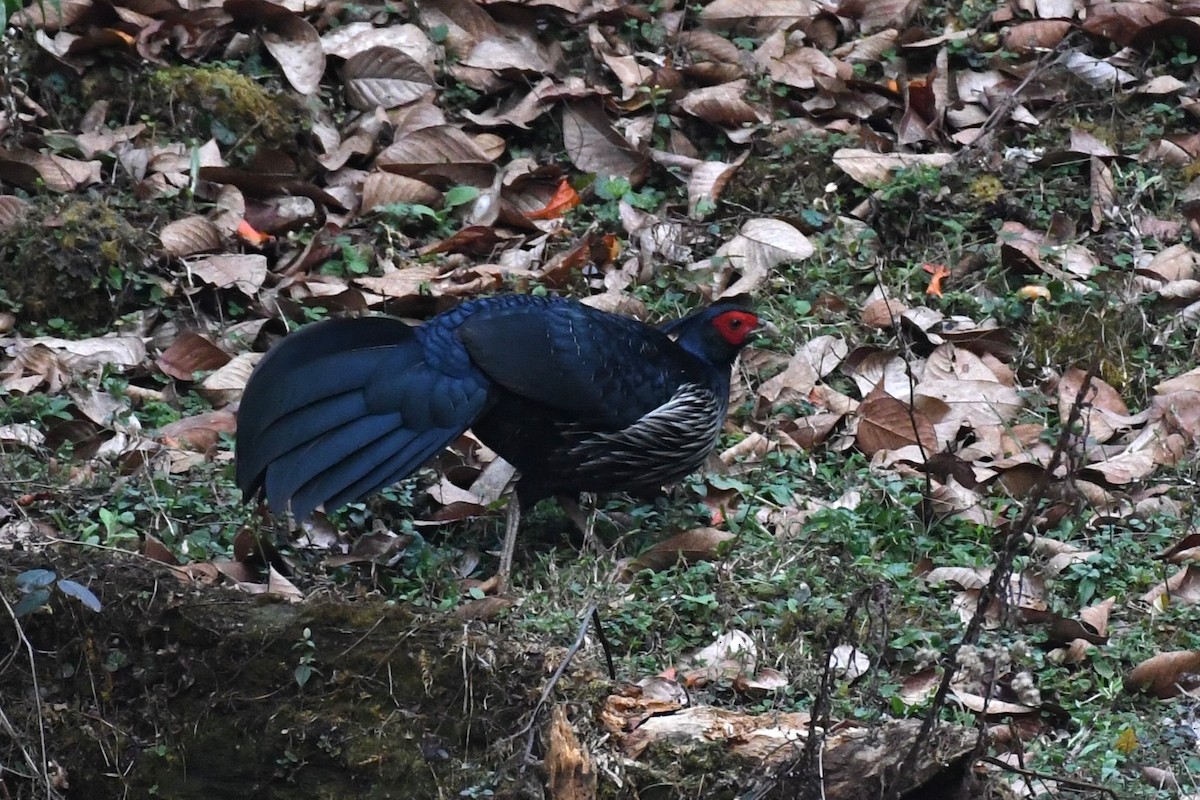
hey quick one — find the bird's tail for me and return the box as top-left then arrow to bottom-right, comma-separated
235,317 -> 484,521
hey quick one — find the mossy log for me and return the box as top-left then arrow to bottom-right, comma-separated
0,548 -> 988,800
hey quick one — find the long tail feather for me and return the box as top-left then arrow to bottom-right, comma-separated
235,316 -> 490,520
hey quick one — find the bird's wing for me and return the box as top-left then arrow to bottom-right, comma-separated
455,303 -> 695,429
235,317 -> 490,520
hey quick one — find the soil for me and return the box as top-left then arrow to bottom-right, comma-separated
0,546 -> 989,800
0,546 -> 550,800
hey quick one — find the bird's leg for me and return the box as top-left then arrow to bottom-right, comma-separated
496,496 -> 522,591
559,494 -> 608,559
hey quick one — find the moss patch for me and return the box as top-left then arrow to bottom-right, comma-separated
137,65 -> 310,156
0,548 -> 548,799
0,194 -> 160,330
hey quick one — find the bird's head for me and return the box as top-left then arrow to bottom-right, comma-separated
663,299 -> 768,365
710,308 -> 762,348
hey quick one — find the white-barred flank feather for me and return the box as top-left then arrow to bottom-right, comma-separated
560,383 -> 726,489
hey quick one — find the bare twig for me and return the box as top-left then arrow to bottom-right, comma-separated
590,606 -> 616,681
954,41 -> 1071,165
884,361 -> 1100,798
979,755 -> 1120,799
497,602 -> 602,771
0,592 -> 65,800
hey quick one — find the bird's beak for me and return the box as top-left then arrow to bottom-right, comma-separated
750,319 -> 779,342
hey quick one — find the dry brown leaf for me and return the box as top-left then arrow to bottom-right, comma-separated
620,528 -> 735,578
202,353 -> 260,399
355,264 -> 442,299
856,396 -> 938,456
343,46 -> 435,110
698,0 -> 819,33
590,27 -> 655,94
693,630 -> 757,668
913,380 -> 1024,431
860,296 -> 906,328
321,22 -> 436,73
759,36 -> 840,90
1141,767 -> 1180,793
376,125 -> 496,184
1079,596 -> 1115,638
19,335 -> 146,372
262,15 -> 325,95
264,566 -> 304,602
1060,49 -> 1136,89
777,413 -> 843,449
325,530 -> 412,567
719,432 -> 773,465
360,172 -> 443,213
1125,650 -> 1200,698
142,534 -> 179,565
898,668 -> 938,707
832,148 -> 953,186
159,217 -> 223,257
1081,451 -> 1157,485
461,31 -> 560,74
0,196 -> 30,230
186,254 -> 268,295
157,332 -> 231,381
829,644 -> 870,681
1157,279 -> 1200,300
677,80 -> 769,127
924,566 -> 989,590
562,98 -> 644,180
460,76 -> 561,128
1057,367 -> 1136,443
843,349 -> 913,399
848,0 -> 920,32
999,221 -> 1052,275
158,410 -> 237,452
711,218 -> 813,298
0,148 -> 101,192
0,423 -> 45,448
1141,565 -> 1200,610
1046,548 -> 1100,576
757,335 -> 848,404
928,479 -> 987,524
1155,366 -> 1200,395
686,153 -> 748,219
924,344 -> 1001,383
733,667 -> 788,694
951,689 -> 1036,717
1003,20 -> 1072,52
11,0 -> 91,29
1140,244 -> 1198,283
1160,533 -> 1200,564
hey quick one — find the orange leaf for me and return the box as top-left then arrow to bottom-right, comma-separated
526,180 -> 581,220
236,219 -> 272,247
601,233 -> 621,263
923,262 -> 950,297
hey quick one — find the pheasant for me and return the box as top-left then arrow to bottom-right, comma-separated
235,294 -> 763,584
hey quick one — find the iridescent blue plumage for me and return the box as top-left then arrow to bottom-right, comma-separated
235,295 -> 760,523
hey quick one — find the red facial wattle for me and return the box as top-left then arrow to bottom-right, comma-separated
712,310 -> 761,345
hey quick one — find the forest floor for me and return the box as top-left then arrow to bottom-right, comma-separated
3,0 -> 1200,798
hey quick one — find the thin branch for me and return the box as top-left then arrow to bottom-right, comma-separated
0,592 -> 64,800
497,602 -> 601,771
884,361 -> 1100,798
978,755 -> 1120,799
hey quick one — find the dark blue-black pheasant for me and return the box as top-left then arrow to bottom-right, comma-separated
235,294 -> 763,584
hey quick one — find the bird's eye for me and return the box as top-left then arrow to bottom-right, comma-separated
729,318 -> 742,328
